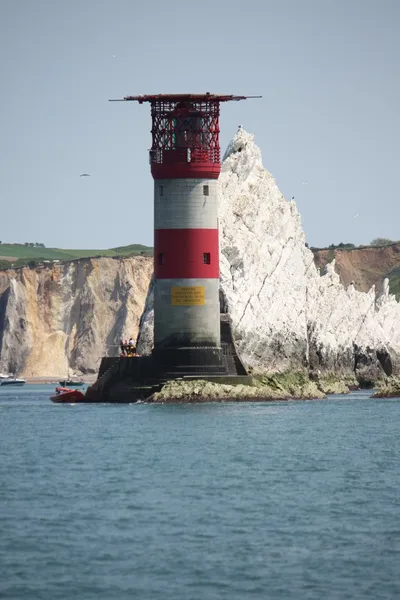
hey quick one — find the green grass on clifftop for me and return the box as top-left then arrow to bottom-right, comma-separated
387,268 -> 400,300
0,243 -> 154,268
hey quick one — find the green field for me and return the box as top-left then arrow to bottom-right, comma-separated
0,243 -> 153,269
387,268 -> 400,300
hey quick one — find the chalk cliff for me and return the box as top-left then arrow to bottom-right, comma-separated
137,128 -> 400,380
313,244 -> 400,297
0,257 -> 152,376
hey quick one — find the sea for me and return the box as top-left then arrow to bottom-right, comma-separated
0,385 -> 400,600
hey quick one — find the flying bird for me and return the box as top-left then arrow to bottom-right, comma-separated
301,181 -> 308,185
80,173 -> 90,177
353,213 -> 359,218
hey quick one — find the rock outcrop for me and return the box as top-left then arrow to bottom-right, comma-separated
0,257 -> 152,376
138,128 -> 400,381
372,376 -> 400,398
147,377 -> 325,403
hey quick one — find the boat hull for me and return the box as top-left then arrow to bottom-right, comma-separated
50,387 -> 85,403
0,379 -> 26,386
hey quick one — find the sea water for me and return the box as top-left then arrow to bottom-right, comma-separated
0,385 -> 400,600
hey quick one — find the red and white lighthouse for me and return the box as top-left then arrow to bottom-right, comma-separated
112,93 -> 256,367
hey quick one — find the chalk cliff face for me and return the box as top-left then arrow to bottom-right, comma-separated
218,131 -> 311,372
0,257 -> 152,376
313,244 -> 400,296
138,128 -> 400,378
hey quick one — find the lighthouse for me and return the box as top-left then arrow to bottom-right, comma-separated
111,93 -> 258,372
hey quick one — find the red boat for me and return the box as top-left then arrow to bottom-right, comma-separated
50,387 -> 85,403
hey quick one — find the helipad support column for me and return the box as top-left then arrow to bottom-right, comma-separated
110,93 -> 258,364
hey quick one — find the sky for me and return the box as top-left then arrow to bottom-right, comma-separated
0,0 -> 399,250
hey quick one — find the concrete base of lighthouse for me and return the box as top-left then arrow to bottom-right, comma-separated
85,315 -> 251,403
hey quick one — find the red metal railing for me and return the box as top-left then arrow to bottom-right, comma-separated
149,99 -> 221,165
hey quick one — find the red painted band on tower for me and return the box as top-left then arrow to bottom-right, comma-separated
154,229 -> 219,279
151,163 -> 221,180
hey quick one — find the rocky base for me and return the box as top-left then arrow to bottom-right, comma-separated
147,373 -> 332,403
371,377 -> 400,398
255,371 -> 353,397
308,371 -> 357,394
87,355 -> 385,402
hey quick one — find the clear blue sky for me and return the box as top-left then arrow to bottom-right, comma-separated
1,0 -> 399,249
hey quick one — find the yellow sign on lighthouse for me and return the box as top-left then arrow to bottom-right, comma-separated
171,286 -> 205,306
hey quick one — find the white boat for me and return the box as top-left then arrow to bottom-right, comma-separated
0,375 -> 26,386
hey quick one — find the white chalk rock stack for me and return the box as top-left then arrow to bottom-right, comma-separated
219,129 -> 311,372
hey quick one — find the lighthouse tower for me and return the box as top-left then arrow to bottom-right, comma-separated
111,93 -> 256,371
